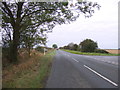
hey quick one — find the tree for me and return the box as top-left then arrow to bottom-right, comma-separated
63,45 -> 69,49
80,39 -> 98,52
52,44 -> 58,49
19,26 -> 47,57
1,2 -> 100,62
68,42 -> 74,50
73,44 -> 78,51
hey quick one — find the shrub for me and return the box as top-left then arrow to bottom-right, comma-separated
94,49 -> 109,54
2,47 -> 9,59
35,46 -> 44,53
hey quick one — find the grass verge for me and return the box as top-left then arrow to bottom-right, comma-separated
3,49 -> 56,88
63,49 -> 120,56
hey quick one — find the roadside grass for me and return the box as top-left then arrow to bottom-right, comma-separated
2,49 -> 56,88
63,49 -> 120,56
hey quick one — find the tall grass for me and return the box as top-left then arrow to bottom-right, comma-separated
2,49 -> 56,88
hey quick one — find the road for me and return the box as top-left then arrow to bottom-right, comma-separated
46,50 -> 118,88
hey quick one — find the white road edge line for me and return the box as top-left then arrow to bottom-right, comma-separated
72,58 -> 79,62
84,65 -> 118,87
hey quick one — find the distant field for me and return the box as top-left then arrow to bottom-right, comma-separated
103,49 -> 120,54
63,49 -> 120,56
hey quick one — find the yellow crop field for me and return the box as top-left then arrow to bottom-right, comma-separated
104,49 -> 120,54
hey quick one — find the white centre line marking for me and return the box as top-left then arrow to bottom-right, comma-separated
84,65 -> 118,87
72,58 -> 79,62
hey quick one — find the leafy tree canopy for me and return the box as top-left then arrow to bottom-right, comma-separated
52,44 -> 58,49
80,39 -> 98,52
1,1 -> 100,62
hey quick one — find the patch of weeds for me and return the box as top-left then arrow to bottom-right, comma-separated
2,50 -> 56,88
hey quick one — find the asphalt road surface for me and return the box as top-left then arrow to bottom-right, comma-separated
46,50 -> 118,88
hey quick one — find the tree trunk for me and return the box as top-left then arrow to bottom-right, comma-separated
10,26 -> 20,62
2,2 -> 24,62
28,41 -> 31,57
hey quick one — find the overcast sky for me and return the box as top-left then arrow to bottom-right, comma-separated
47,0 -> 119,49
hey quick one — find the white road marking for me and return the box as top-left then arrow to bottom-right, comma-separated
72,58 -> 79,62
84,65 -> 118,87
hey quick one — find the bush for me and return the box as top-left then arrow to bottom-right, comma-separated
35,46 -> 44,53
2,47 -> 12,67
2,47 -> 9,58
94,49 -> 109,54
